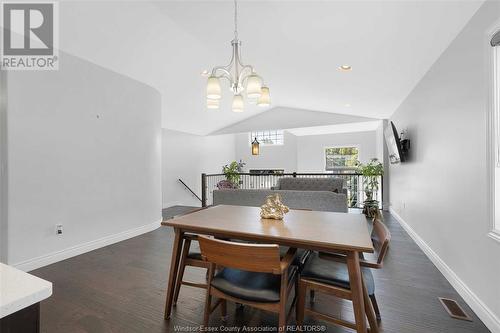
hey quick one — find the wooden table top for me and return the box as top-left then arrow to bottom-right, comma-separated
165,205 -> 374,253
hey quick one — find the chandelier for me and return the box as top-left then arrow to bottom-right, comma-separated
206,0 -> 270,112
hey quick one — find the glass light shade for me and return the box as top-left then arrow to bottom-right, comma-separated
232,94 -> 244,112
251,137 -> 260,155
206,75 -> 221,99
246,74 -> 262,99
206,98 -> 219,109
257,86 -> 271,107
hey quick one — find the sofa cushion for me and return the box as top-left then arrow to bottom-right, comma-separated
277,177 -> 344,192
213,189 -> 348,213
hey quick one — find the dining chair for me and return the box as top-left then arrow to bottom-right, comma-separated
296,219 -> 391,330
172,233 -> 210,305
161,207 -> 210,306
198,236 -> 298,331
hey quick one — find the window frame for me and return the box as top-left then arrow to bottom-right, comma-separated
249,130 -> 285,146
488,24 -> 500,242
324,145 -> 360,171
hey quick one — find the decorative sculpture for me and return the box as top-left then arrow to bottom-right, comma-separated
260,194 -> 289,220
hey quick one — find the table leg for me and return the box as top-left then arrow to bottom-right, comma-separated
346,251 -> 367,333
164,228 -> 184,319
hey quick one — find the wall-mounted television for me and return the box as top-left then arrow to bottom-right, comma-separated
384,121 -> 410,164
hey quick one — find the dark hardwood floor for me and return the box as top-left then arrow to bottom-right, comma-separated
31,206 -> 490,333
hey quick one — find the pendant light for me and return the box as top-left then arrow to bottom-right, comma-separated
205,0 -> 270,111
257,86 -> 271,106
207,98 -> 220,109
251,137 -> 260,155
232,94 -> 244,112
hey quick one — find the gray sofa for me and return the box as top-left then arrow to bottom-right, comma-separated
213,177 -> 348,213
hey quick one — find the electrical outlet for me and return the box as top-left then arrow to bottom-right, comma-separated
56,224 -> 63,235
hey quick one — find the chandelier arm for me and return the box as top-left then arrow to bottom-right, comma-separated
211,68 -> 234,86
220,74 -> 234,86
238,66 -> 256,87
234,37 -> 253,72
211,66 -> 231,77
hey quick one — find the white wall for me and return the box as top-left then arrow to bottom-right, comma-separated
235,131 -> 297,172
6,52 -> 162,270
0,70 -> 7,263
376,120 -> 390,209
162,129 -> 236,207
235,130 -> 381,173
297,131 -> 379,172
389,1 -> 500,331
496,168 -> 500,230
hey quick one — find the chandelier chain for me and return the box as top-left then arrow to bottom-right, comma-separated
206,0 -> 270,111
234,0 -> 238,40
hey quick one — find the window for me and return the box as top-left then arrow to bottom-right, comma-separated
491,29 -> 500,239
250,130 -> 284,145
325,147 -> 359,170
495,40 -> 500,168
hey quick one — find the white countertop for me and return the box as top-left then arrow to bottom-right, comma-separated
0,263 -> 52,318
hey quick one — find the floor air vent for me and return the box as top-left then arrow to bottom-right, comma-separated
438,297 -> 472,321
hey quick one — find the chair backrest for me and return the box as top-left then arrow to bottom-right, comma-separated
371,219 -> 391,266
198,236 -> 282,274
277,177 -> 344,192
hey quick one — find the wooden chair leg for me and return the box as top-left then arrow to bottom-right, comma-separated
362,281 -> 378,333
173,239 -> 191,305
369,294 -> 381,321
278,272 -> 288,332
309,289 -> 315,303
220,299 -> 227,321
296,280 -> 307,327
278,307 -> 287,332
346,251 -> 367,333
203,264 -> 215,328
203,287 -> 212,327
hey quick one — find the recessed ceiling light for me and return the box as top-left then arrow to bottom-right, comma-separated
344,103 -> 351,107
201,69 -> 210,77
338,65 -> 352,71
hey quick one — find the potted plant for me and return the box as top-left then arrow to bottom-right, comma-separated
357,158 -> 383,218
218,160 -> 245,189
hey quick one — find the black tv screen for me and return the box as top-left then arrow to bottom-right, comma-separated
384,121 -> 406,164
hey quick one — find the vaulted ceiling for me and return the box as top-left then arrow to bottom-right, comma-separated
58,1 -> 483,135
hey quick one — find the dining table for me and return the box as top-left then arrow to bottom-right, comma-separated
162,204 -> 376,333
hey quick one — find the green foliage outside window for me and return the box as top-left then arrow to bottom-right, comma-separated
325,147 -> 359,169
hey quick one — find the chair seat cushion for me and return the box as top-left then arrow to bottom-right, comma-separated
301,253 -> 375,295
187,251 -> 202,260
211,267 -> 297,303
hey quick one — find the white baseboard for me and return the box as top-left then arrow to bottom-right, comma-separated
163,201 -> 201,209
389,207 -> 500,333
13,219 -> 162,272
163,201 -> 183,208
